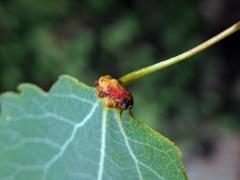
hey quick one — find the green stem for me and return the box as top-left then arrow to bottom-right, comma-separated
119,21 -> 240,86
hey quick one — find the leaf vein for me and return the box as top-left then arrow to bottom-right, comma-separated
42,102 -> 99,180
115,113 -> 143,180
97,109 -> 107,180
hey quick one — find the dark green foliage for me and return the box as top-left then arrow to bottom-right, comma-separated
0,0 -> 239,139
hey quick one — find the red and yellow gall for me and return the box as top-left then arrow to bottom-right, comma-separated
95,75 -> 133,111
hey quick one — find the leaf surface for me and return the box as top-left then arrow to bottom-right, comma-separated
0,75 -> 187,180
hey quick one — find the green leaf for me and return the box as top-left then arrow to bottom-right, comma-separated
0,75 -> 187,180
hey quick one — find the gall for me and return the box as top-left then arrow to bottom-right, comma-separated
95,75 -> 133,111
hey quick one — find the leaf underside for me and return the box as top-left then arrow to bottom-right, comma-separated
0,75 -> 187,180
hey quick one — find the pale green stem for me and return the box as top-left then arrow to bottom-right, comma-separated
119,21 -> 240,86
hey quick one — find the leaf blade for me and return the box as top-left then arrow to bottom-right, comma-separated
0,75 -> 187,180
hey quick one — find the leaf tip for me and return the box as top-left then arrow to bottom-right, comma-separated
58,74 -> 93,89
17,83 -> 47,96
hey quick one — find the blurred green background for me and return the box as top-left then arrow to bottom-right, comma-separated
0,0 -> 239,179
